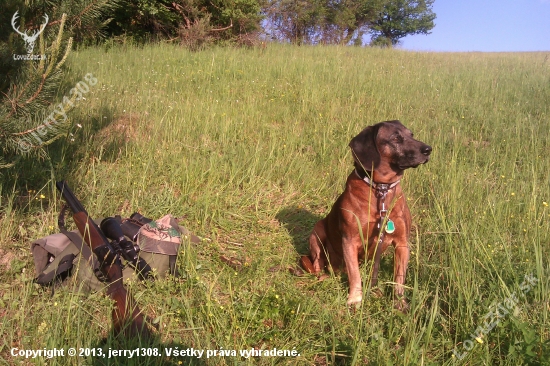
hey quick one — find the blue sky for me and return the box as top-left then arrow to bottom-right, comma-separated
401,0 -> 550,52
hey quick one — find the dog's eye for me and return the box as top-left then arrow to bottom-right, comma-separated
394,134 -> 403,142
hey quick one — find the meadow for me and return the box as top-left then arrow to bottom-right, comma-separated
0,43 -> 549,365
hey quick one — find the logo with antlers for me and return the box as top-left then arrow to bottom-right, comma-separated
11,11 -> 49,54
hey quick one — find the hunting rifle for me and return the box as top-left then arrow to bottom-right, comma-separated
56,180 -> 150,339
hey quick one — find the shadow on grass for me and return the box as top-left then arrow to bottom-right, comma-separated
1,57 -> 148,201
275,206 -> 322,256
0,102 -> 144,215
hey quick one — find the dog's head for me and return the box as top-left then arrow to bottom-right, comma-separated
349,120 -> 432,173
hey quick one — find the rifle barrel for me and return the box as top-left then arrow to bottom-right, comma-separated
56,181 -> 87,214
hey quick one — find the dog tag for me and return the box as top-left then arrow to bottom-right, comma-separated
385,219 -> 395,234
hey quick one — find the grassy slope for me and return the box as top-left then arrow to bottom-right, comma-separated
0,44 -> 549,365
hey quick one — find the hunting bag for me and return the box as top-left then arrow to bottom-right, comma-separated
31,213 -> 200,292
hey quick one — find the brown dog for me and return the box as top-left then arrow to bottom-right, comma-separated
304,120 -> 432,310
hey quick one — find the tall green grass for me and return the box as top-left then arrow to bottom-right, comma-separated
0,44 -> 549,365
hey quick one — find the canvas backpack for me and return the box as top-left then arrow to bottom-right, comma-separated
31,214 -> 200,292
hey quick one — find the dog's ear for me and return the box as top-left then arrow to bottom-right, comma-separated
349,124 -> 381,171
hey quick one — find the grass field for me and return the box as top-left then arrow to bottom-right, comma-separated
0,44 -> 549,365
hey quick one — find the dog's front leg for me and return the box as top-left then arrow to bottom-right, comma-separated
393,242 -> 410,312
343,237 -> 362,305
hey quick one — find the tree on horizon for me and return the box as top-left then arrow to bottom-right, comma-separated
370,0 -> 435,46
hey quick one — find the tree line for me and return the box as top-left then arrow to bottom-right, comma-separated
107,0 -> 436,47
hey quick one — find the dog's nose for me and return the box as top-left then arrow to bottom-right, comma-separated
421,145 -> 432,156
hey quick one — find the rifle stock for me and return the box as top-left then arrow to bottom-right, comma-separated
57,181 -> 150,339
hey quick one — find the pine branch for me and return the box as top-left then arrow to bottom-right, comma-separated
1,0 -> 122,169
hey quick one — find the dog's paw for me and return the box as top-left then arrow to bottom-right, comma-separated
346,290 -> 363,306
394,297 -> 409,313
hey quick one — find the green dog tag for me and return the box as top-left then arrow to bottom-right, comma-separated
386,219 -> 395,234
